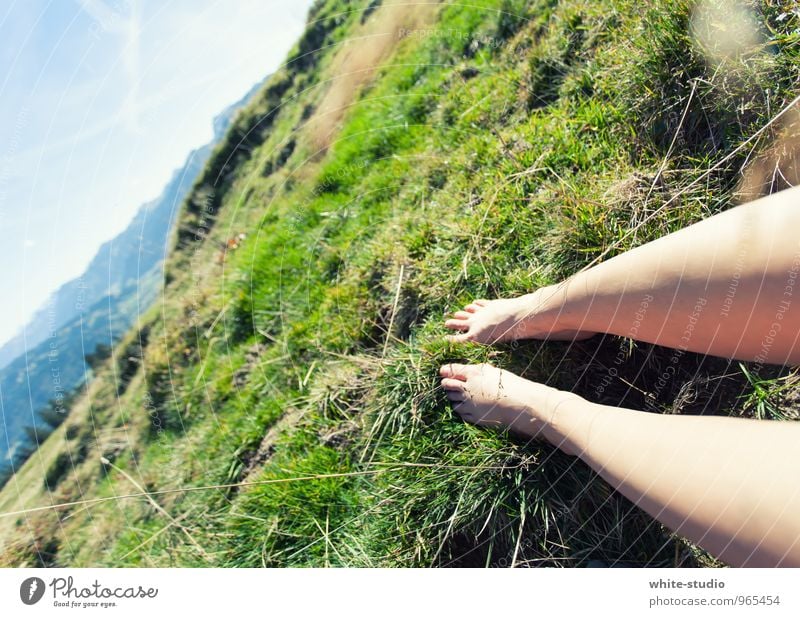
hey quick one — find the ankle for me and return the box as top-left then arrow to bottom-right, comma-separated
542,391 -> 596,456
519,285 -> 573,332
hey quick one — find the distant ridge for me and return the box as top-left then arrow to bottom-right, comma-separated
0,77 -> 266,466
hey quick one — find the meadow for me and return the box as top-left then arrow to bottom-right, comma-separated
2,0 -> 799,567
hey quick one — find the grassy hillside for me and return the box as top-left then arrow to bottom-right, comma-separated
2,0 -> 800,567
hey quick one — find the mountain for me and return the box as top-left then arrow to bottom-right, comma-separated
0,78 -> 264,466
0,80 -> 263,372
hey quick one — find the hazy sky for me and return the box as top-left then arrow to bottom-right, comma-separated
0,0 -> 313,346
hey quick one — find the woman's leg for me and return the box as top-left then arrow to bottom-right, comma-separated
440,363 -> 800,566
446,185 -> 800,365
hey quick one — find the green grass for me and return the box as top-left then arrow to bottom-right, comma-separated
2,0 -> 800,568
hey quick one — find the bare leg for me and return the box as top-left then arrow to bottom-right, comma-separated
440,186 -> 800,565
440,363 -> 800,567
446,185 -> 800,365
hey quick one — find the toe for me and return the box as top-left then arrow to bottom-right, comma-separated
465,303 -> 483,313
445,333 -> 473,343
439,363 -> 472,379
444,319 -> 470,331
474,299 -> 489,306
439,363 -> 484,380
451,311 -> 472,320
441,377 -> 466,390
453,405 -> 474,421
445,390 -> 466,401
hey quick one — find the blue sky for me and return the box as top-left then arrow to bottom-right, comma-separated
0,0 -> 313,346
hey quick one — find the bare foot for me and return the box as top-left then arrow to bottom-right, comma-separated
439,362 -> 580,452
444,286 -> 595,344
